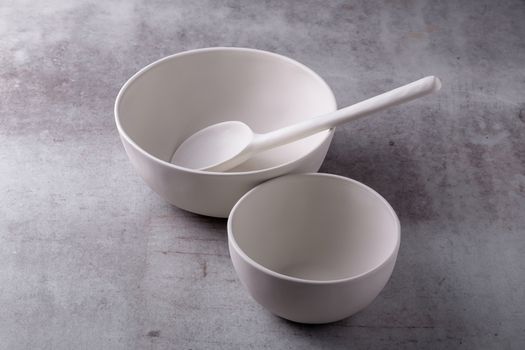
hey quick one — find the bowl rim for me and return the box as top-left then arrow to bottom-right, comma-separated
114,47 -> 337,176
228,173 -> 401,284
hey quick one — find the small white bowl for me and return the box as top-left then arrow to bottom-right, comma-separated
115,48 -> 336,217
228,173 -> 401,324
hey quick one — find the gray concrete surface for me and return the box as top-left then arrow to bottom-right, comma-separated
1,0 -> 524,349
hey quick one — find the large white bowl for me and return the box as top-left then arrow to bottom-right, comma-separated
228,173 -> 401,323
115,48 -> 336,217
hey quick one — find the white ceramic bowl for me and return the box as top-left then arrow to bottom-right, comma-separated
228,173 -> 401,324
115,48 -> 336,217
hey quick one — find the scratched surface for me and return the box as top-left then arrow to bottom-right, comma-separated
1,0 -> 524,349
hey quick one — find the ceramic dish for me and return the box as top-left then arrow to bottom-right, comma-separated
115,47 -> 336,217
228,173 -> 401,323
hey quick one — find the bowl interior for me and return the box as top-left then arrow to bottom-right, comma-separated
116,48 -> 336,172
229,174 -> 400,281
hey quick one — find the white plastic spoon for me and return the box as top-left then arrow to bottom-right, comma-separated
171,76 -> 441,172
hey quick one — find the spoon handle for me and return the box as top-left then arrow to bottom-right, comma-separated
252,76 -> 441,151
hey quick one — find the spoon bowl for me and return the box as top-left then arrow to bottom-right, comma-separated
171,121 -> 254,170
